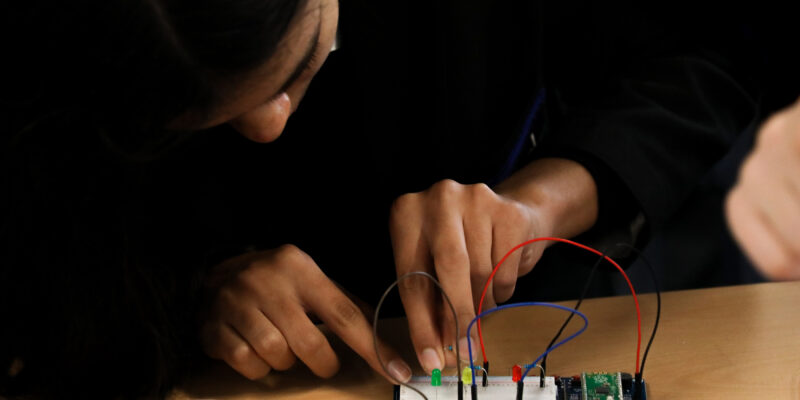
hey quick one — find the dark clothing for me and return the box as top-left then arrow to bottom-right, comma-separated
0,1 -> 768,397
39,3 -> 759,311
616,5 -> 800,293
213,1 -> 759,302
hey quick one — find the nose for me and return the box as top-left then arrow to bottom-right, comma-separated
230,92 -> 292,143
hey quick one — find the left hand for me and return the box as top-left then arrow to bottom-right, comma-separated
726,98 -> 800,280
198,246 -> 410,382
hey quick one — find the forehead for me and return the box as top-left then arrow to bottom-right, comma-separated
276,0 -> 322,56
225,0 -> 322,94
172,0 -> 323,130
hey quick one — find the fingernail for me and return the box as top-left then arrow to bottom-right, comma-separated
458,337 -> 476,361
388,359 -> 412,383
420,348 -> 443,373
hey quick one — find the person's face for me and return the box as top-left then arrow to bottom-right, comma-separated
173,0 -> 338,143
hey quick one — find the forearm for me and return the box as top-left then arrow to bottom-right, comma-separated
494,157 -> 598,239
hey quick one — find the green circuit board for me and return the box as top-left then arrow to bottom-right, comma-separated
581,372 -> 623,400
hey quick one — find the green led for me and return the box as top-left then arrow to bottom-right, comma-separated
462,366 -> 472,385
431,368 -> 442,386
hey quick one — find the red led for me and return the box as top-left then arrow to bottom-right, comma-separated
512,365 -> 522,382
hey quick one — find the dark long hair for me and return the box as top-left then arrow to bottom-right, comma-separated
1,0 -> 301,397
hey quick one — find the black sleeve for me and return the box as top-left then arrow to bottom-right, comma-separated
533,3 -> 759,245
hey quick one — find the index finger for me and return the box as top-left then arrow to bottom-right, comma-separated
426,210 -> 479,366
391,196 -> 447,374
301,273 -> 413,383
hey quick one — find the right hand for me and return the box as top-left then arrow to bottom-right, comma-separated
389,159 -> 598,374
389,180 -> 554,372
199,244 -> 412,382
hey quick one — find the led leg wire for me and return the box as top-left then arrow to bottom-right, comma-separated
373,271 -> 462,400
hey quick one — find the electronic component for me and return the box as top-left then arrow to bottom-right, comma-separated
379,239 -> 660,400
462,367 -> 473,385
512,365 -> 522,382
580,372 -> 623,400
556,374 -> 645,400
394,374 -> 646,400
396,376 -> 556,400
432,369 -> 442,386
476,237 -> 644,380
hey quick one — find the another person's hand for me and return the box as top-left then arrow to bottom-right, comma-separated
199,245 -> 411,382
390,158 -> 598,372
727,98 -> 800,280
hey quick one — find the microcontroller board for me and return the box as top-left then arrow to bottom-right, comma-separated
556,373 -> 645,400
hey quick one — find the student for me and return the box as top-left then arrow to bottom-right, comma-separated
1,1 -> 758,399
1,0 -> 411,398
188,0 -> 759,380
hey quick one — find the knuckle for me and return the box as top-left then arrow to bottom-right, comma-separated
758,113 -> 787,146
398,274 -> 431,295
739,157 -> 763,184
319,366 -> 340,379
329,298 -> 363,330
391,193 -> 416,212
215,287 -> 240,310
494,271 -> 517,290
278,243 -> 300,253
274,244 -> 315,272
390,193 -> 420,223
432,179 -> 462,199
434,251 -> 469,273
241,363 -> 271,380
294,331 -> 327,357
233,268 -> 263,292
755,244 -> 800,281
494,280 -> 516,302
258,331 -> 286,354
789,244 -> 800,261
469,183 -> 495,202
276,244 -> 305,262
272,356 -> 297,371
457,310 -> 476,324
764,258 -> 798,281
469,267 -> 489,286
244,369 -> 269,381
228,343 -> 254,367
518,250 -> 539,273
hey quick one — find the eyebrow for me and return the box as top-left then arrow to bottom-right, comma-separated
275,17 -> 322,95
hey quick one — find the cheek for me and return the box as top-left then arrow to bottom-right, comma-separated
230,93 -> 293,143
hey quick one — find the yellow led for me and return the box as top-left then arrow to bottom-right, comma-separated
461,366 -> 472,385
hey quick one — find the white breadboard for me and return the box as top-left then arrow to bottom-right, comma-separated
398,376 -> 557,400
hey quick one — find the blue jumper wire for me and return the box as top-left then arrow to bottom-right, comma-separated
465,302 -> 589,384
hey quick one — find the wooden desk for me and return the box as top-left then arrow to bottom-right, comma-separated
174,281 -> 800,399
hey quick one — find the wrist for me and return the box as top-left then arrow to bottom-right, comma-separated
495,158 -> 598,239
